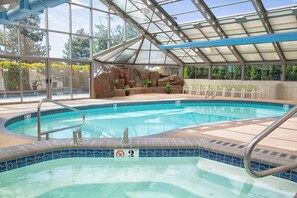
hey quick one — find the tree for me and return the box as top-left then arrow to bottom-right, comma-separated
111,24 -> 124,47
126,23 -> 138,40
5,15 -> 46,57
93,24 -> 108,54
63,28 -> 90,59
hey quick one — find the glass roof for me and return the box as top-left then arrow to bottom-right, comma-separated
94,36 -> 177,65
98,0 -> 297,65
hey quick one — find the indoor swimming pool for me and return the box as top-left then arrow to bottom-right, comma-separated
5,101 -> 290,139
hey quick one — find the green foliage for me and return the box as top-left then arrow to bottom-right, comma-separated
212,66 -> 241,80
3,15 -> 46,56
184,66 -> 208,79
113,79 -> 119,86
63,28 -> 90,59
126,23 -> 138,40
164,83 -> 173,91
125,85 -> 130,90
245,65 -> 281,80
143,79 -> 152,87
0,61 -> 19,90
93,24 -> 108,54
286,65 -> 297,81
0,60 -> 90,91
212,66 -> 226,79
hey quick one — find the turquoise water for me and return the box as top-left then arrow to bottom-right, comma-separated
0,158 -> 296,198
6,102 -> 288,138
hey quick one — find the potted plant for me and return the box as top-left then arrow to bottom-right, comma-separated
164,83 -> 173,94
143,79 -> 152,87
113,79 -> 119,89
125,85 -> 130,96
31,80 -> 40,90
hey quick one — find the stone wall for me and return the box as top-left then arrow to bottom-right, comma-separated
93,66 -> 184,98
184,79 -> 297,100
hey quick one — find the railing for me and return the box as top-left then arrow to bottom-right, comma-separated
37,98 -> 85,142
244,105 -> 297,177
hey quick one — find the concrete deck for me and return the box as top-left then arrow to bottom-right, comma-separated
0,93 -> 296,156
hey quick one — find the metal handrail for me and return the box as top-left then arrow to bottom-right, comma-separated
37,98 -> 85,141
244,105 -> 297,178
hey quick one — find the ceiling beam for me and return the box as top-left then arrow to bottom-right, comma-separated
143,0 -> 211,65
159,31 -> 297,49
191,0 -> 245,66
251,0 -> 286,65
101,0 -> 184,66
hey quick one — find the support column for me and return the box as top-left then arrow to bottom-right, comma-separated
241,64 -> 245,81
281,64 -> 286,81
208,65 -> 212,80
179,64 -> 184,78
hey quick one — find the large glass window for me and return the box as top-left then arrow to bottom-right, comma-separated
0,24 -> 18,55
20,14 -> 46,29
184,66 -> 209,79
71,35 -> 90,59
195,67 -> 209,79
212,65 -> 241,80
72,5 -> 90,35
72,62 -> 90,98
0,59 -> 21,103
159,66 -> 179,76
110,15 -> 124,47
51,61 -> 71,100
48,3 -> 69,32
93,10 -> 108,53
286,65 -> 297,81
245,65 -> 282,80
93,0 -> 108,11
20,27 -> 46,57
49,32 -> 70,59
126,23 -> 138,40
21,59 -> 46,102
71,0 -> 90,7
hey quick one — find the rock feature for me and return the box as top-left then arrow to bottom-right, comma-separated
157,75 -> 185,87
149,72 -> 160,87
93,66 -> 184,98
127,66 -> 150,87
94,72 -> 114,98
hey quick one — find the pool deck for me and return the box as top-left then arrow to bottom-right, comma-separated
0,94 -> 296,169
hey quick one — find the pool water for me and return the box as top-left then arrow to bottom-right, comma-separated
0,158 -> 295,198
6,102 -> 288,138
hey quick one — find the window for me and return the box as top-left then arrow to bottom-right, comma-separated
286,65 -> 297,81
0,59 -> 21,103
245,65 -> 282,80
212,65 -> 241,80
72,62 -> 90,98
184,66 -> 209,79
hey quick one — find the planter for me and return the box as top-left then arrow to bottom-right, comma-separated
165,89 -> 171,94
125,90 -> 130,96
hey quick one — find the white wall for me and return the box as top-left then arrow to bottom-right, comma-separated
185,79 -> 297,100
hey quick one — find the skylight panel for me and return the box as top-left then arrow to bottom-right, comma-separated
261,0 -> 297,9
210,1 -> 255,18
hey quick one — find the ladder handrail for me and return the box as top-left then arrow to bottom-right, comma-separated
244,105 -> 297,177
37,98 -> 85,141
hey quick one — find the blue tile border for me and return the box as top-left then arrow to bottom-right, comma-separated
0,148 -> 295,183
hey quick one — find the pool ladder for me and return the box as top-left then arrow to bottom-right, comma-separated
244,105 -> 297,177
37,98 -> 85,144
